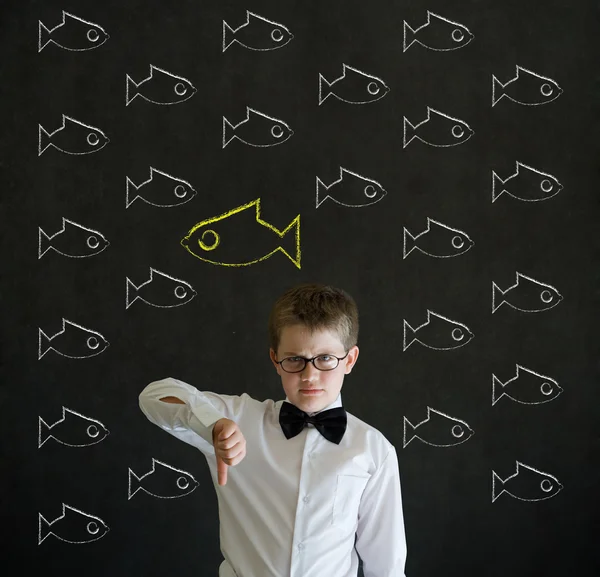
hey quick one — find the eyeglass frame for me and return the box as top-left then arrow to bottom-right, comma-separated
274,351 -> 350,373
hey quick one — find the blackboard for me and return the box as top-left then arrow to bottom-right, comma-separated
3,0 -> 600,576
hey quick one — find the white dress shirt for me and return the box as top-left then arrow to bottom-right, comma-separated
138,377 -> 407,577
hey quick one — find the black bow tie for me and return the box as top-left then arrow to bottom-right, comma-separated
279,401 -> 347,445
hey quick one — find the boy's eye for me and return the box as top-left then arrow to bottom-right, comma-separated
288,357 -> 302,362
317,355 -> 332,361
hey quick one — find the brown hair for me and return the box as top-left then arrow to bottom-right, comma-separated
268,283 -> 359,353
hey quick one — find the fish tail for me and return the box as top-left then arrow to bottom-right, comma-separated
128,468 -> 141,499
318,73 -> 332,105
403,227 -> 417,258
279,215 -> 301,269
125,74 -> 139,106
403,319 -> 416,350
125,277 -> 139,309
38,124 -> 52,156
491,75 -> 505,107
491,281 -> 505,313
38,20 -> 52,52
125,176 -> 140,208
38,328 -> 52,359
491,374 -> 505,405
38,417 -> 52,447
222,20 -> 236,52
403,117 -> 416,148
38,226 -> 52,258
403,21 -> 416,52
491,470 -> 505,502
315,176 -> 330,208
38,512 -> 52,544
222,116 -> 236,148
491,171 -> 506,203
402,416 -> 417,447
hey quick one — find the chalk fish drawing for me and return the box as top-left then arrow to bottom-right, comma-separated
403,107 -> 473,147
403,218 -> 473,258
316,167 -> 387,208
38,217 -> 109,259
181,198 -> 301,268
128,458 -> 199,499
403,310 -> 474,351
39,504 -> 109,544
492,272 -> 563,314
39,407 -> 109,448
492,462 -> 563,502
403,11 -> 474,52
319,64 -> 390,105
38,11 -> 109,52
492,365 -> 563,406
126,268 -> 197,309
126,65 -> 197,106
492,161 -> 563,203
126,167 -> 197,208
492,65 -> 562,106
223,11 -> 293,52
223,107 -> 293,147
39,115 -> 109,155
403,407 -> 474,447
39,319 -> 109,359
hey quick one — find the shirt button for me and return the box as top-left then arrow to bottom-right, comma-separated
303,496 -> 309,503
298,543 -> 304,550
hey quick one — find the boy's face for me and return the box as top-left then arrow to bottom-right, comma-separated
269,323 -> 359,413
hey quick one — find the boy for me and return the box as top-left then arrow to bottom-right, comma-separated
138,283 -> 407,577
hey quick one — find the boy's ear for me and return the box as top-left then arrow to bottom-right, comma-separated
269,348 -> 279,370
344,345 -> 360,374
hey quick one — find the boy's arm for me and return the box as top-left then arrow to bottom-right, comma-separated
355,446 -> 407,577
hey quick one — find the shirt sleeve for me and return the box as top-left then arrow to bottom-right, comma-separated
138,376 -> 232,456
355,445 -> 407,577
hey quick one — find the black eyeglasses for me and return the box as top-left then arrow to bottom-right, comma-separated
275,352 -> 349,373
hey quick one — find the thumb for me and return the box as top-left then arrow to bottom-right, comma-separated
217,452 -> 228,486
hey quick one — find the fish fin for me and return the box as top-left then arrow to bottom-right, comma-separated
125,74 -> 139,106
491,470 -> 504,502
278,215 -> 301,269
38,328 -> 52,359
491,281 -> 505,313
403,227 -> 416,258
125,176 -> 140,208
491,75 -> 505,107
222,116 -> 236,148
128,468 -> 141,499
318,73 -> 332,105
38,417 -> 52,447
125,277 -> 138,309
491,171 -> 505,203
491,374 -> 504,405
38,227 -> 52,258
222,20 -> 236,52
38,21 -> 52,52
403,117 -> 416,148
403,319 -> 416,350
403,21 -> 416,52
403,416 -> 417,447
38,513 -> 52,544
38,124 -> 52,156
315,177 -> 330,208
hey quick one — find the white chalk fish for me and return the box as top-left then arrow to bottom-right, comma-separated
39,114 -> 109,155
492,65 -> 562,106
39,319 -> 109,359
128,458 -> 199,499
492,365 -> 563,406
492,272 -> 563,313
403,310 -> 474,350
126,65 -> 197,106
404,107 -> 473,147
39,11 -> 109,52
492,462 -> 563,502
223,11 -> 293,51
223,107 -> 293,147
492,161 -> 563,203
403,218 -> 473,258
316,167 -> 387,208
39,407 -> 109,447
38,217 -> 109,259
39,503 -> 109,544
319,64 -> 390,105
403,11 -> 473,52
403,407 -> 474,447
125,167 -> 197,208
126,268 -> 197,309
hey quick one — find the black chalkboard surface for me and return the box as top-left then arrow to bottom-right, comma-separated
3,0 -> 600,576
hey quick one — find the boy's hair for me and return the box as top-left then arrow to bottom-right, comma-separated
268,283 -> 359,353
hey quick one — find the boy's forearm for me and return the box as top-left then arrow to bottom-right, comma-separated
159,396 -> 185,404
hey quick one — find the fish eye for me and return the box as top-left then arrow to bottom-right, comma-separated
87,336 -> 99,350
451,327 -> 464,341
87,132 -> 99,146
451,124 -> 464,138
174,184 -> 187,198
177,476 -> 190,490
540,289 -> 553,303
541,381 -> 553,396
87,521 -> 99,534
87,235 -> 99,249
174,285 -> 188,299
87,29 -> 99,42
174,82 -> 187,96
199,229 -> 220,251
451,235 -> 464,249
364,185 -> 377,198
367,82 -> 380,95
540,479 -> 553,493
451,424 -> 464,438
452,28 -> 464,42
540,83 -> 553,96
271,124 -> 284,138
87,424 -> 99,438
271,28 -> 284,42
540,179 -> 553,193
